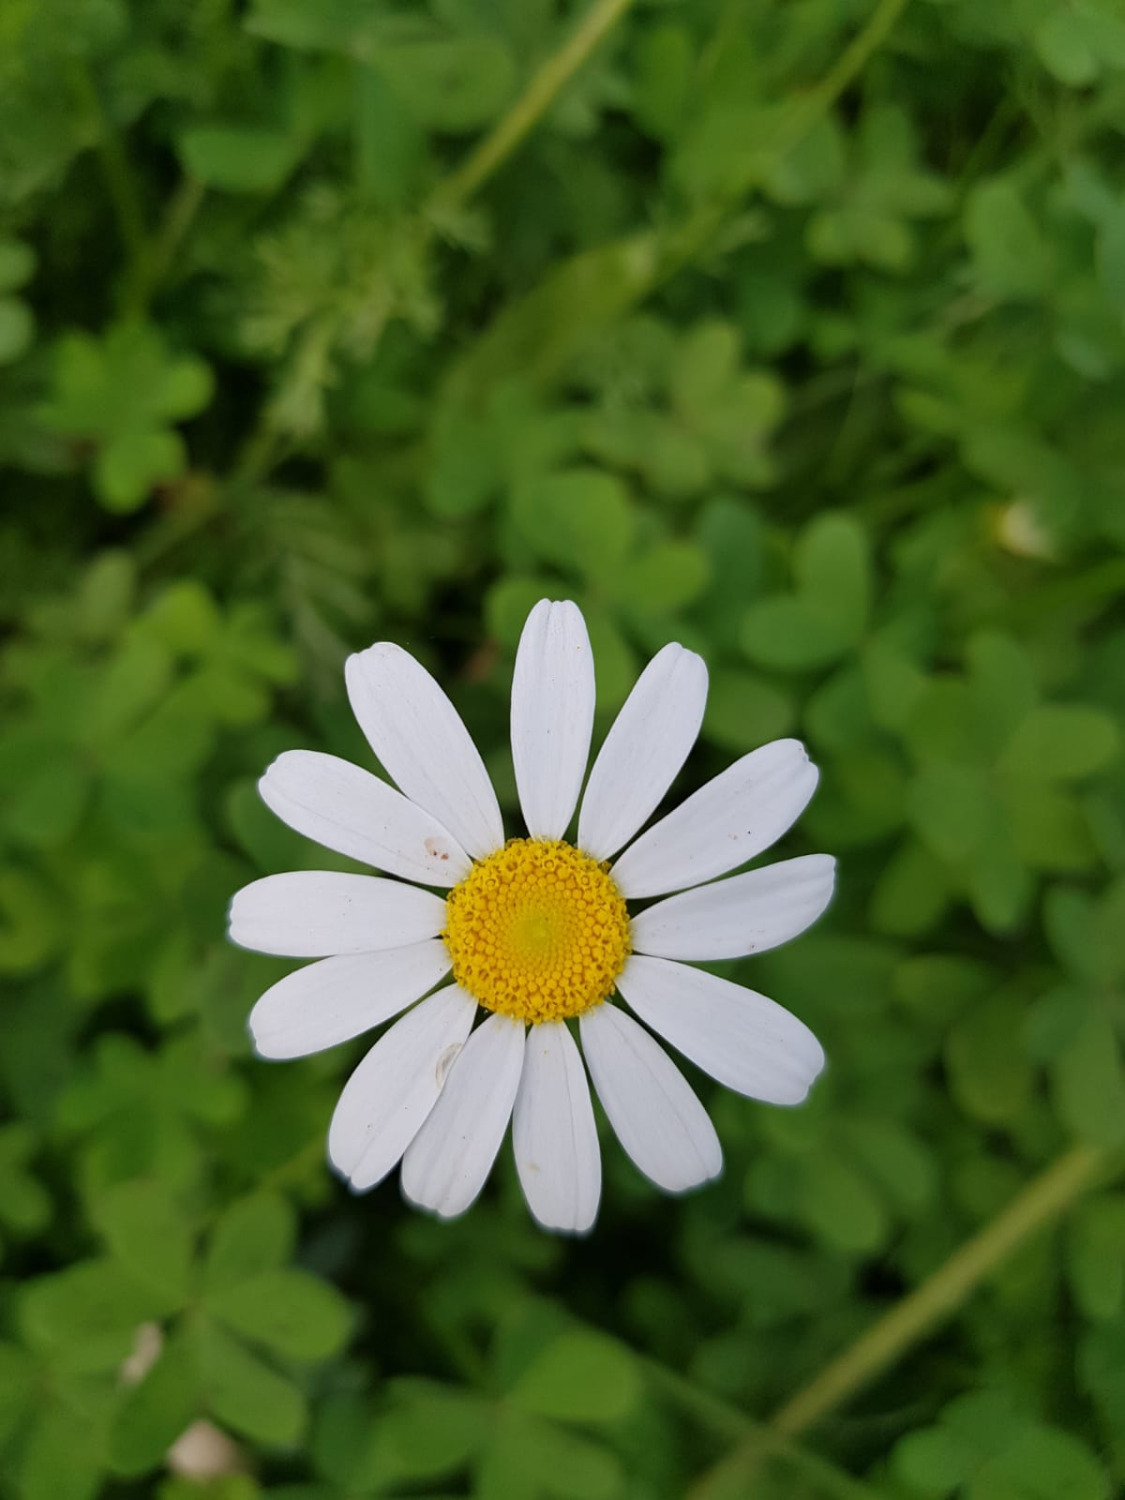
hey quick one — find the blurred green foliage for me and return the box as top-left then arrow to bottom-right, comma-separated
1,0 -> 1124,1497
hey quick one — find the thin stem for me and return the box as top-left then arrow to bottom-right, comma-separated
236,0 -> 638,487
689,1145 -> 1112,1499
427,0 -> 638,218
772,1146 -> 1107,1436
70,61 -> 148,271
781,0 -> 911,149
655,0 -> 912,286
124,175 -> 207,317
645,1359 -> 884,1500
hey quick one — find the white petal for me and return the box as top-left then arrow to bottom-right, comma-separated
631,855 -> 836,961
616,955 -> 825,1106
513,1021 -> 601,1234
328,984 -> 477,1190
228,872 -> 446,957
249,941 -> 451,1059
345,642 -> 503,860
612,739 -> 819,899
259,749 -> 470,886
579,1004 -> 721,1193
401,1013 -> 525,1219
577,643 -> 708,862
511,600 -> 596,841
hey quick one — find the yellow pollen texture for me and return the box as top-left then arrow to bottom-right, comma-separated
442,838 -> 631,1024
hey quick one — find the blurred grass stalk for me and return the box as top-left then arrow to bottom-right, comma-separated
688,1144 -> 1116,1499
237,0 -> 640,485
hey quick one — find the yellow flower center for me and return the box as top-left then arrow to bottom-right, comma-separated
442,838 -> 631,1024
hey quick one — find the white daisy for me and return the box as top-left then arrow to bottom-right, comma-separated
228,600 -> 832,1233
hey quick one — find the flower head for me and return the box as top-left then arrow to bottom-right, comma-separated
228,601 -> 833,1232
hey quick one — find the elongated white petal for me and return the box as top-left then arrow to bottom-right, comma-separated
513,1021 -> 600,1233
616,955 -> 824,1106
402,1013 -> 526,1218
579,1004 -> 721,1192
612,739 -> 819,899
578,644 -> 708,861
249,942 -> 451,1059
631,855 -> 836,961
511,600 -> 596,841
345,642 -> 504,860
259,749 -> 470,886
328,985 -> 477,1190
228,872 -> 446,957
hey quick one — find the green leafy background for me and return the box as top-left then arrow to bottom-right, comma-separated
2,0 -> 1125,1497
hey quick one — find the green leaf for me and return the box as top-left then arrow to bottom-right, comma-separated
999,705 -> 1120,781
0,1123 -> 50,1236
965,812 -> 1031,934
946,995 -> 1033,1126
486,578 -> 553,651
354,62 -> 424,208
741,595 -> 844,671
370,1382 -> 490,1484
0,1341 -> 37,1448
869,837 -> 953,936
426,404 -> 501,518
632,23 -> 693,141
862,636 -> 927,732
694,496 -> 767,648
96,429 -> 184,512
844,1118 -> 935,1213
20,1259 -> 164,1374
94,1179 -> 195,1309
1067,1196 -> 1125,1321
0,296 -> 34,363
84,635 -> 174,748
908,762 -> 992,861
374,37 -> 516,134
510,1330 -> 641,1425
205,1268 -> 352,1361
1005,778 -> 1097,872
477,1408 -> 623,1500
966,631 -> 1037,757
1080,1321 -> 1125,1441
1046,879 -> 1125,987
970,1425 -> 1109,1500
1036,10 -> 1099,85
0,238 -> 36,292
110,1332 -> 201,1476
742,513 -> 870,669
18,1398 -> 108,1500
512,469 -> 635,582
796,1153 -> 888,1253
195,1316 -> 306,1446
703,666 -> 794,752
795,514 -> 871,639
965,180 -> 1054,300
205,1192 -> 295,1294
584,609 -> 637,713
0,867 -> 60,973
611,541 -> 710,616
178,126 -> 301,194
1052,1006 -> 1125,1148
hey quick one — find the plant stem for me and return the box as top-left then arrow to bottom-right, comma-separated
644,1359 -> 885,1500
688,1144 -> 1112,1499
427,0 -> 638,219
235,0 -> 637,486
70,61 -> 148,274
124,174 -> 207,316
656,0 -> 912,286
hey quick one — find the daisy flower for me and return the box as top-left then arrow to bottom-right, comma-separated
228,601 -> 832,1233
